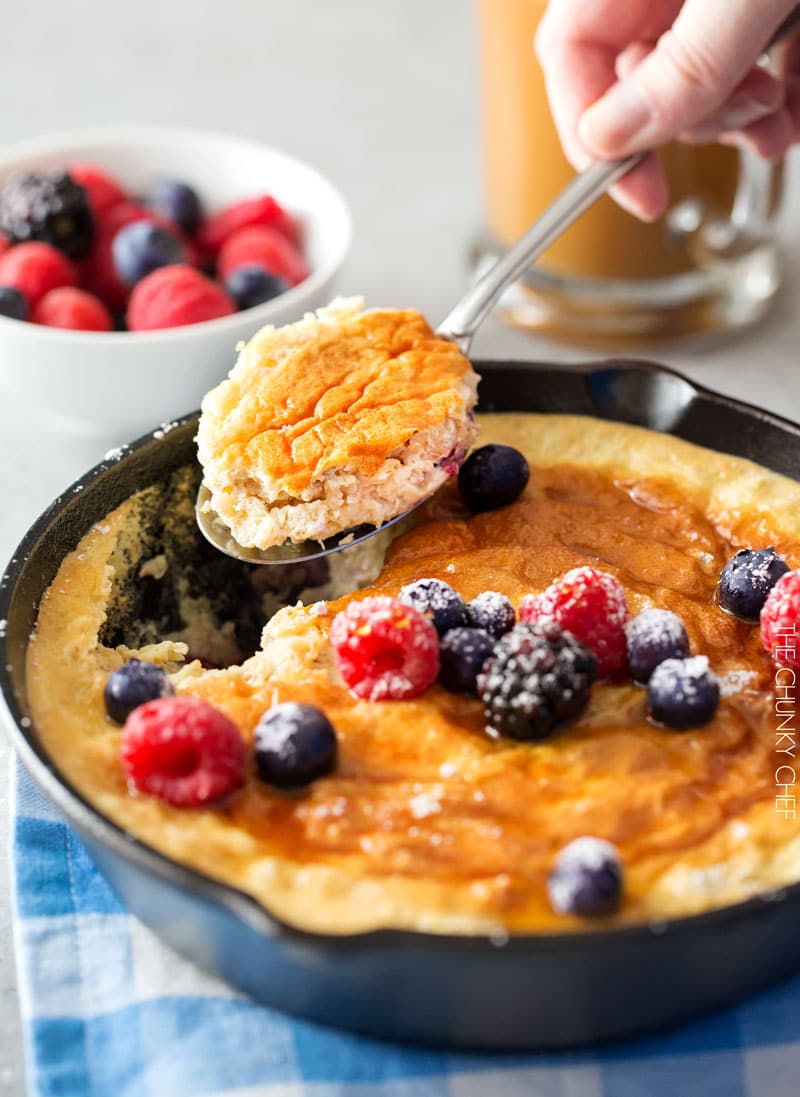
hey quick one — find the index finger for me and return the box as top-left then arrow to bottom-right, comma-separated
535,0 -> 681,167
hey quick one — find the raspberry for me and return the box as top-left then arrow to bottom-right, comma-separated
81,202 -> 198,310
330,595 -> 440,700
121,696 -> 245,807
478,620 -> 596,740
520,566 -> 629,678
197,194 -> 302,255
217,225 -> 307,286
69,163 -> 128,216
127,264 -> 235,331
99,200 -> 152,237
761,570 -> 800,668
0,242 -> 78,308
33,287 -> 113,331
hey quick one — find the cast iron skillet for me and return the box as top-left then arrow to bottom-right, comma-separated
2,359 -> 800,1051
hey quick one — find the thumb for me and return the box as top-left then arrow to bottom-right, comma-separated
578,0 -> 792,156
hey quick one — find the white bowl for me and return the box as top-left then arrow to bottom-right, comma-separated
0,126 -> 352,440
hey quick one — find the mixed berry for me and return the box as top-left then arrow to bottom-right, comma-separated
647,656 -> 720,730
478,620 -> 597,740
329,595 -> 440,700
465,590 -> 516,639
625,608 -> 690,683
520,566 -> 629,678
547,837 -> 623,918
120,696 -> 245,807
438,626 -> 496,694
0,165 -> 308,332
102,430 -> 800,927
718,547 -> 789,622
398,577 -> 467,636
254,702 -> 337,789
104,658 -> 175,724
760,569 -> 800,668
458,443 -> 530,513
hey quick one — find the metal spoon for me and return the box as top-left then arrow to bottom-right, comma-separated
196,154 -> 645,565
198,10 -> 800,565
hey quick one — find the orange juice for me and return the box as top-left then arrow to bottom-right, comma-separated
477,0 -> 739,281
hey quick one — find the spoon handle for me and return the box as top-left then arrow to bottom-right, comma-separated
436,153 -> 642,353
439,7 -> 800,355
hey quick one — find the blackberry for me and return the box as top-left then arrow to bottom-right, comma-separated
477,621 -> 596,740
0,170 -> 94,259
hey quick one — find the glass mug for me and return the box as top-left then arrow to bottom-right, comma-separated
475,0 -> 785,347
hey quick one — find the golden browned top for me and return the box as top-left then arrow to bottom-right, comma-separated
197,299 -> 477,494
27,415 -> 800,935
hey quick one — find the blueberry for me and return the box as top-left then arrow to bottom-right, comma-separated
146,179 -> 202,235
718,547 -> 790,622
466,590 -> 516,639
112,221 -> 185,287
254,702 -> 337,789
439,627 -> 495,693
647,655 -> 720,730
398,577 -> 466,635
625,608 -> 690,683
548,836 -> 623,917
458,444 -> 530,513
225,264 -> 289,310
104,659 -> 175,724
0,285 -> 27,321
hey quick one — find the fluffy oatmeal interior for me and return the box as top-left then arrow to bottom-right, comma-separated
197,298 -> 479,549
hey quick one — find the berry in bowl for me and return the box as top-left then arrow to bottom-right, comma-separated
0,126 -> 351,438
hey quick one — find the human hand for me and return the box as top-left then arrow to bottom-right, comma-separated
536,0 -> 800,220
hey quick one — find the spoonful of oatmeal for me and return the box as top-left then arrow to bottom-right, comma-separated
196,153 -> 655,565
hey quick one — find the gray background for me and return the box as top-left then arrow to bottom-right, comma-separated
2,1 -> 800,1092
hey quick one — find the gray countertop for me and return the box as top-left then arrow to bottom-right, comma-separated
2,1 -> 800,1093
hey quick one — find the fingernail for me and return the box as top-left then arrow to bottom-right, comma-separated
578,80 -> 653,156
610,185 -> 660,222
717,91 -> 780,131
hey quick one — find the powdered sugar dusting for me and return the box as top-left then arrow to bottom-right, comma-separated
409,791 -> 442,819
152,420 -> 180,440
653,655 -> 718,700
719,669 -> 758,698
625,608 -> 687,647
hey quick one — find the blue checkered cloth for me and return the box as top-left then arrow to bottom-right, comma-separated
10,757 -> 800,1097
